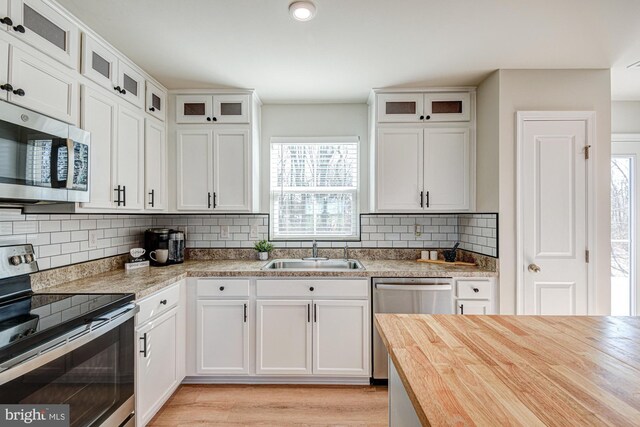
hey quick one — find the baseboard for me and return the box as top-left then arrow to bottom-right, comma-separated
182,376 -> 372,385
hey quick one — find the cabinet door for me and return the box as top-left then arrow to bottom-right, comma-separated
81,33 -> 118,90
197,300 -> 249,375
176,129 -> 212,211
114,104 -> 144,209
424,92 -> 471,122
456,299 -> 490,315
212,128 -> 250,211
212,94 -> 249,123
376,128 -> 424,211
256,300 -> 312,375
423,128 -> 470,210
137,308 -> 179,426
176,95 -> 212,123
145,80 -> 166,121
144,118 -> 166,210
0,1 -> 8,31
9,46 -> 77,124
0,37 -> 8,101
377,93 -> 424,122
80,85 -> 116,209
10,0 -> 79,69
117,60 -> 144,108
313,300 -> 369,376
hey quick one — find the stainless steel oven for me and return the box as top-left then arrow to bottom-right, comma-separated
0,101 -> 90,203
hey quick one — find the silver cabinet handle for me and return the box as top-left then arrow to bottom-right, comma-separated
528,264 -> 541,273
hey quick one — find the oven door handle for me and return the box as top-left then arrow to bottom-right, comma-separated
65,138 -> 75,189
374,284 -> 452,291
0,303 -> 139,385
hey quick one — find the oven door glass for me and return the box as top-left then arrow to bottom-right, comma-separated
0,320 -> 134,427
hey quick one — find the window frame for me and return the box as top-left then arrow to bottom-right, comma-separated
269,136 -> 360,241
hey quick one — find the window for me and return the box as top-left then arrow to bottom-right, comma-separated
270,137 -> 359,239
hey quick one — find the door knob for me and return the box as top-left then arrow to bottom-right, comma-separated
528,263 -> 541,273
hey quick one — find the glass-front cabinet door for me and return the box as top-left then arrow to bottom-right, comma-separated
212,94 -> 249,123
377,93 -> 424,122
146,81 -> 166,121
176,95 -> 212,123
81,33 -> 118,90
424,92 -> 471,122
117,61 -> 145,108
10,0 -> 79,69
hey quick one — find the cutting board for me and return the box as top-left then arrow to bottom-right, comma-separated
416,259 -> 476,266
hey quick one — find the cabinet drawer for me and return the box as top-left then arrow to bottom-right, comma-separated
456,299 -> 490,315
197,279 -> 250,297
456,280 -> 491,299
256,279 -> 368,298
137,282 -> 180,325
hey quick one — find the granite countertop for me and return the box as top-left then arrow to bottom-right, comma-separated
37,259 -> 497,300
375,314 -> 640,426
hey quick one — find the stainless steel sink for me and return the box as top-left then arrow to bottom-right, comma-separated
261,259 -> 365,271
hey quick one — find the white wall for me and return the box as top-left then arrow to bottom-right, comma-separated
260,104 -> 369,212
476,71 -> 500,212
612,101 -> 640,134
495,69 -> 612,315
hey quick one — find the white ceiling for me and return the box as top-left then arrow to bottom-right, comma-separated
57,0 -> 640,103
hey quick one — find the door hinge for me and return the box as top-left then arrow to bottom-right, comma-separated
585,250 -> 590,263
584,145 -> 591,160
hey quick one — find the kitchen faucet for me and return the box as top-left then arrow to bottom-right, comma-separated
303,240 -> 328,261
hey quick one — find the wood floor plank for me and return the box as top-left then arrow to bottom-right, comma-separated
149,384 -> 388,427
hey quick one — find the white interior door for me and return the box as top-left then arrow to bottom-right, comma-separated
520,117 -> 590,315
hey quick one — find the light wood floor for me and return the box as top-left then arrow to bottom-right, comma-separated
149,384 -> 388,426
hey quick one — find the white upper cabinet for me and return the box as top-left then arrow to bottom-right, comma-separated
8,0 -> 78,69
377,92 -> 471,123
117,60 -> 144,108
423,128 -> 470,210
145,80 -> 166,121
114,103 -> 144,209
424,92 -> 471,122
80,85 -> 117,210
176,94 -> 212,123
176,129 -> 213,211
376,128 -> 424,211
377,93 -> 424,122
81,33 -> 117,90
176,94 -> 250,124
144,117 -> 166,210
9,45 -> 77,123
0,36 -> 8,101
213,94 -> 249,123
0,1 -> 8,27
212,128 -> 251,211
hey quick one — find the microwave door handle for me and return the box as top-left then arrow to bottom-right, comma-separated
65,138 -> 74,189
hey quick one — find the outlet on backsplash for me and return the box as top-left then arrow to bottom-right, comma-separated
88,230 -> 98,249
250,224 -> 259,239
220,225 -> 230,239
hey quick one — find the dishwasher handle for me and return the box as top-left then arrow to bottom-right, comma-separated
375,284 -> 452,291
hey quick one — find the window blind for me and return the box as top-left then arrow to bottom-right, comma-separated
270,137 -> 359,239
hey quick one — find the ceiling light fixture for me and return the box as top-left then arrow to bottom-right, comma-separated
289,1 -> 317,21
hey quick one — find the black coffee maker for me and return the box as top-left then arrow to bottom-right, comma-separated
144,228 -> 184,266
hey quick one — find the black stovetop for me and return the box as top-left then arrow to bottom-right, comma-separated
0,292 -> 134,364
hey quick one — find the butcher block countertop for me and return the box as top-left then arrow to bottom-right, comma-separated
374,314 -> 640,426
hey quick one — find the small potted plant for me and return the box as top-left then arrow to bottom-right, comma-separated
254,240 -> 274,261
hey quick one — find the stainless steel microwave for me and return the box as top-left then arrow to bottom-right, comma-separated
0,101 -> 90,204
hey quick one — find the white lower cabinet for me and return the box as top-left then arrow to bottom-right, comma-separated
256,300 -> 313,375
454,278 -> 496,315
197,299 -> 249,374
313,300 -> 370,376
136,281 -> 185,427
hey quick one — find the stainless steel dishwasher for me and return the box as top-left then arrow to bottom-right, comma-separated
372,277 -> 453,381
